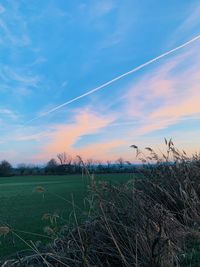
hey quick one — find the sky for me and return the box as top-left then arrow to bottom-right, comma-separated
0,0 -> 200,165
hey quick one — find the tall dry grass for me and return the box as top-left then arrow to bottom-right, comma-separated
2,140 -> 200,266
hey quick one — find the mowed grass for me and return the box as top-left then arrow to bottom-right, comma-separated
0,173 -> 132,258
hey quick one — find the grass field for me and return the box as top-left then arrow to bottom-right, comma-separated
0,173 -> 132,259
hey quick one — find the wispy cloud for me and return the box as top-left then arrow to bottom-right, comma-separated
0,17 -> 30,47
79,0 -> 115,21
0,65 -> 41,102
176,2 -> 200,35
2,66 -> 39,86
0,1 -> 31,47
33,109 -> 116,161
26,34 -> 200,124
125,43 -> 200,135
0,4 -> 5,14
0,108 -> 18,120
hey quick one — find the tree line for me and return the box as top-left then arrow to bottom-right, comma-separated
0,152 -> 138,177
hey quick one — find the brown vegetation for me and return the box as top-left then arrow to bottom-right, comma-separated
2,140 -> 200,266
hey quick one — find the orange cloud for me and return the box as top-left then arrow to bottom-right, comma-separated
33,110 -> 125,162
46,110 -> 113,152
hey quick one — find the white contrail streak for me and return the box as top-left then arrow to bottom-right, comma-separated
27,34 -> 200,124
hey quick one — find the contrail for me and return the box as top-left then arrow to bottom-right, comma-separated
27,34 -> 200,124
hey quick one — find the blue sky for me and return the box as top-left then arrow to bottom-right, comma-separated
0,0 -> 200,164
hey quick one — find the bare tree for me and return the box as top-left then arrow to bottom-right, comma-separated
57,152 -> 74,174
96,160 -> 103,172
57,152 -> 72,165
116,157 -> 125,169
73,156 -> 82,173
86,158 -> 94,171
106,160 -> 112,172
57,152 -> 67,165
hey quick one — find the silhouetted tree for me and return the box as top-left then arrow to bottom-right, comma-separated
17,163 -> 27,175
0,160 -> 12,176
45,158 -> 58,174
116,157 -> 125,170
73,156 -> 82,173
57,153 -> 73,173
96,160 -> 103,172
86,158 -> 94,172
57,152 -> 71,165
106,160 -> 112,172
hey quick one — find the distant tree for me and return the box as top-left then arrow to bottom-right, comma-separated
45,158 -> 58,174
116,157 -> 125,170
0,160 -> 12,176
46,158 -> 58,168
16,164 -> 42,175
73,156 -> 82,173
57,153 -> 73,173
96,160 -> 103,172
57,152 -> 68,165
32,165 -> 42,175
17,163 -> 27,175
86,158 -> 94,172
106,160 -> 112,172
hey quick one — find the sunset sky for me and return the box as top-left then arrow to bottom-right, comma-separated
0,0 -> 200,164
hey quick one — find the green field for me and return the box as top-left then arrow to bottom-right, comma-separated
0,173 -> 132,259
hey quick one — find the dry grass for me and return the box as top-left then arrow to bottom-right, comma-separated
2,140 -> 200,266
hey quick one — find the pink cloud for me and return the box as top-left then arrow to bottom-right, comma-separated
76,140 -> 126,161
125,44 -> 200,135
32,110 -> 125,162
45,111 -> 113,152
151,87 -> 200,119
